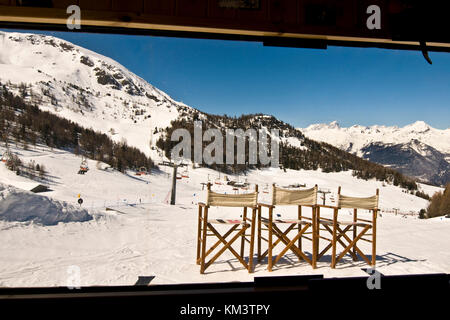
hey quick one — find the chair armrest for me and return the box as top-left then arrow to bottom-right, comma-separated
316,204 -> 337,209
258,203 -> 275,209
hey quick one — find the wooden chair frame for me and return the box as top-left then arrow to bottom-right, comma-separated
316,187 -> 379,268
257,184 -> 318,271
196,183 -> 257,274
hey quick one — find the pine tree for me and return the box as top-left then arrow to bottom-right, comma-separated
427,192 -> 443,218
439,184 -> 450,216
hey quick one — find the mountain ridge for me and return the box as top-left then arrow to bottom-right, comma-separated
0,30 -> 419,190
300,121 -> 450,186
301,120 -> 450,154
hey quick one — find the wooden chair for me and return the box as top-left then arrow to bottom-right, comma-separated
257,184 -> 318,271
197,183 -> 258,274
316,187 -> 379,268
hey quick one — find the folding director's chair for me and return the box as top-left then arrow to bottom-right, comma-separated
197,183 -> 258,274
258,184 -> 318,271
316,187 -> 379,268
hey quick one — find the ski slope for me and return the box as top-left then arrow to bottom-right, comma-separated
0,143 -> 448,287
0,30 -> 191,160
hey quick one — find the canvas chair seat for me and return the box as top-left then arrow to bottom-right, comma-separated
319,219 -> 370,227
209,219 -> 248,225
258,184 -> 318,271
260,217 -> 310,224
197,183 -> 258,274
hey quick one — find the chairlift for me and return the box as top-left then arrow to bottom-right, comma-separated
1,150 -> 12,163
78,167 -> 88,174
181,165 -> 189,178
136,166 -> 147,176
78,157 -> 89,174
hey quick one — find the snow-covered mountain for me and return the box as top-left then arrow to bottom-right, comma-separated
0,30 -> 196,160
0,31 -> 313,160
0,30 -> 420,190
300,121 -> 450,186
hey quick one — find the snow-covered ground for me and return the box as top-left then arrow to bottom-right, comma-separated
0,143 -> 448,287
0,183 -> 91,225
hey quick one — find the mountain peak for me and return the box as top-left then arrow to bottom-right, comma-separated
328,120 -> 340,129
303,120 -> 341,131
404,121 -> 430,133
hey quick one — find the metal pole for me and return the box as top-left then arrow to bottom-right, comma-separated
318,190 -> 331,206
170,165 -> 177,205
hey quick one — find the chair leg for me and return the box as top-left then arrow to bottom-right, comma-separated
248,208 -> 256,273
268,207 -> 273,272
240,207 -> 247,259
197,206 -> 202,265
312,206 -> 317,269
298,205 -> 302,258
257,206 -> 262,262
352,208 -> 358,261
331,208 -> 338,269
200,207 -> 209,274
372,210 -> 377,267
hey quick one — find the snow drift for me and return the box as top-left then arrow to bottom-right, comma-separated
0,183 -> 92,226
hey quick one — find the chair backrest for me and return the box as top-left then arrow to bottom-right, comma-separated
337,187 -> 379,210
206,184 -> 258,207
272,184 -> 318,206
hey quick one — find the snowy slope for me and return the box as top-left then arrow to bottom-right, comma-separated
0,117 -> 447,287
0,149 -> 448,286
0,141 -> 448,287
0,31 -> 195,160
2,142 -> 438,215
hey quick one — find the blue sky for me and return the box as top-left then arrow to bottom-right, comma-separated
4,29 -> 450,129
